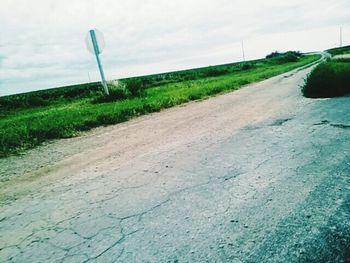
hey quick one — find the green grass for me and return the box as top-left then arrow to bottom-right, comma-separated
327,45 -> 350,56
302,46 -> 350,98
0,54 -> 320,157
302,59 -> 350,98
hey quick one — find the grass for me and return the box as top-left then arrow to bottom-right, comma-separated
0,54 -> 320,157
327,45 -> 350,56
302,46 -> 350,98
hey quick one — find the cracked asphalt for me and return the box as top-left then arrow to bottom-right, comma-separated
1,64 -> 350,262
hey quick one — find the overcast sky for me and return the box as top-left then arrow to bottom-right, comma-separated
0,0 -> 349,96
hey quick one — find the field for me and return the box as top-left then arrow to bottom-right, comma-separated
302,46 -> 350,98
0,54 -> 320,157
327,45 -> 350,56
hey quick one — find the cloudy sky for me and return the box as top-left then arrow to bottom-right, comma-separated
0,0 -> 349,96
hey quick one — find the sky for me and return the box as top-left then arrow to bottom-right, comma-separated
0,0 -> 349,96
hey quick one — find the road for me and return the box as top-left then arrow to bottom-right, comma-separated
1,63 -> 350,262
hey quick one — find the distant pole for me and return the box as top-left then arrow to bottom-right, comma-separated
87,72 -> 91,83
340,26 -> 343,47
241,40 -> 246,62
89,30 -> 109,95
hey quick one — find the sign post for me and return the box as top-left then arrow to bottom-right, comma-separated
86,29 -> 109,95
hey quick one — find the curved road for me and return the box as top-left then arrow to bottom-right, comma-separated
1,63 -> 350,262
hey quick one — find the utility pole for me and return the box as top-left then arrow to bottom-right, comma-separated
241,40 -> 246,62
340,26 -> 343,47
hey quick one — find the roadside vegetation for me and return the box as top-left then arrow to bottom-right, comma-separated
265,51 -> 302,63
327,45 -> 350,56
0,53 -> 320,157
302,45 -> 350,98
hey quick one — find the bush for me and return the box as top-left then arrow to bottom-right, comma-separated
123,79 -> 145,97
270,55 -> 298,64
92,79 -> 148,104
241,63 -> 254,70
92,82 -> 129,104
266,51 -> 302,59
266,51 -> 282,59
204,67 -> 229,77
266,51 -> 301,64
286,51 -> 302,57
285,54 -> 298,62
302,61 -> 350,98
27,96 -> 49,107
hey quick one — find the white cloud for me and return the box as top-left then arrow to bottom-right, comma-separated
0,0 -> 349,95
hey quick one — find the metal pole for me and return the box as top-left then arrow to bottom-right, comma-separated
90,30 -> 109,95
340,26 -> 343,47
241,40 -> 246,62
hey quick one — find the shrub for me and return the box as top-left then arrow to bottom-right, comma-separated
286,51 -> 302,57
284,53 -> 298,62
266,51 -> 301,64
92,82 -> 129,104
123,79 -> 145,97
266,51 -> 302,59
241,63 -> 254,70
204,67 -> 229,77
302,61 -> 350,98
27,96 -> 49,107
266,51 -> 282,59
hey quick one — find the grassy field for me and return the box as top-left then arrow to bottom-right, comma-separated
0,54 -> 320,157
302,46 -> 350,98
327,45 -> 350,56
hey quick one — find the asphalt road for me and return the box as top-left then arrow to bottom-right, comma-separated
1,63 -> 350,262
